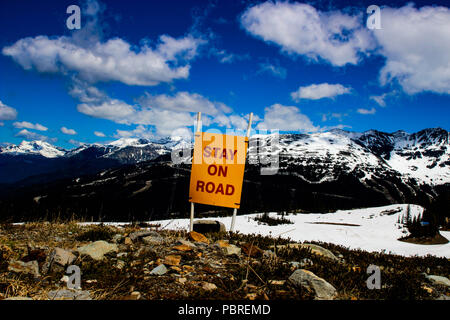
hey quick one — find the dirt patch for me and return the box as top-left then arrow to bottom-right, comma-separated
306,222 -> 361,227
399,232 -> 449,245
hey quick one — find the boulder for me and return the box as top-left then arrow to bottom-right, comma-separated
193,220 -> 226,233
426,275 -> 450,287
51,248 -> 76,266
300,244 -> 339,261
288,269 -> 337,300
129,230 -> 160,242
77,241 -> 118,260
142,234 -> 165,245
8,260 -> 40,278
274,243 -> 338,261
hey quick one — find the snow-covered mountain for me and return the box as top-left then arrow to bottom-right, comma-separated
0,140 -> 66,158
1,128 -> 448,223
0,136 -> 189,164
249,127 -> 449,186
0,128 -> 448,186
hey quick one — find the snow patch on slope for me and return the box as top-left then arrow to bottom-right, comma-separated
147,204 -> 450,258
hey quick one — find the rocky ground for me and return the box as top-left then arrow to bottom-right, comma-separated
0,221 -> 449,300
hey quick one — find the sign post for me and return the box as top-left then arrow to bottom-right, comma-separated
190,112 -> 202,232
188,112 -> 253,233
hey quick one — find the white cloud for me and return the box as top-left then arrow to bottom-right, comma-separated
68,139 -> 84,146
114,125 -> 156,140
373,5 -> 450,94
2,34 -> 205,86
291,83 -> 351,101
241,2 -> 373,66
71,79 -> 246,136
257,63 -> 287,79
139,91 -> 232,116
369,94 -> 387,107
0,122 -> 4,126
94,131 -> 106,137
357,107 -> 376,115
209,48 -> 250,64
15,129 -> 55,142
321,112 -> 346,122
77,100 -> 137,123
256,103 -> 318,132
320,124 -> 352,132
72,82 -> 197,136
61,127 -> 77,135
13,121 -> 47,131
0,100 -> 18,120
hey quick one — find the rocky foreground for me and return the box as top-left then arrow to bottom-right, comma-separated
0,221 -> 449,300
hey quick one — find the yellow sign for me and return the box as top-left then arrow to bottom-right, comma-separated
189,132 -> 248,209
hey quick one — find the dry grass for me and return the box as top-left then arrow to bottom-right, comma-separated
0,222 -> 449,300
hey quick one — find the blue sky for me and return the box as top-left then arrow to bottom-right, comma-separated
0,0 -> 449,149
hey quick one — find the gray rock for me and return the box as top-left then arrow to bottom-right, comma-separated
300,244 -> 339,261
426,275 -> 450,287
129,230 -> 160,242
8,260 -> 40,278
288,269 -> 337,300
112,234 -> 124,243
202,282 -> 217,291
4,296 -> 33,300
52,248 -> 76,266
193,220 -> 226,233
299,258 -> 314,268
221,244 -> 241,256
275,243 -> 339,261
48,289 -> 92,300
150,264 -> 168,275
177,239 -> 197,248
290,259 -> 314,268
142,234 -> 165,245
77,241 -> 118,260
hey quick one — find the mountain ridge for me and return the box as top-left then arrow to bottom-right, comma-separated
0,127 -> 448,186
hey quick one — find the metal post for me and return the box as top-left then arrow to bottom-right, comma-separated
189,112 -> 202,232
189,202 -> 194,232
